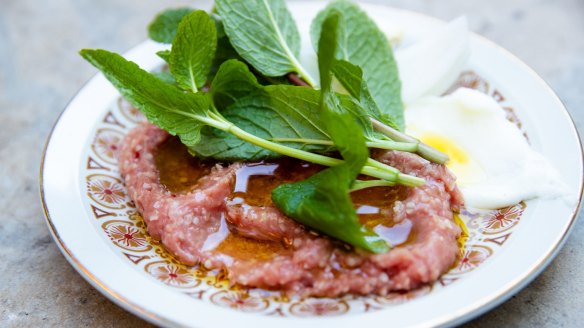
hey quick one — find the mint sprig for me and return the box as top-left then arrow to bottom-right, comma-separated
80,49 -> 412,184
273,12 -> 389,253
311,0 -> 405,131
79,0 -> 454,253
215,0 -> 316,86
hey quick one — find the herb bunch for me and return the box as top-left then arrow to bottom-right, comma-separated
81,0 -> 448,253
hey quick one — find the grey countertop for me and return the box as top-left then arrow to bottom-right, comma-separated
1,0 -> 582,326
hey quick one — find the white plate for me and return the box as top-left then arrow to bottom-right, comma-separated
40,1 -> 583,327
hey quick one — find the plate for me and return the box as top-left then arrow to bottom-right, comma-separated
40,1 -> 583,327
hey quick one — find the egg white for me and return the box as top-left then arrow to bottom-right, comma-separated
405,88 -> 567,209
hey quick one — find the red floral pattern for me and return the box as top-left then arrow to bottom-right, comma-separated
91,128 -> 123,164
374,285 -> 432,305
87,174 -> 127,209
482,203 -> 524,234
210,291 -> 269,312
145,261 -> 200,288
118,98 -> 146,123
289,299 -> 349,317
103,221 -> 150,251
451,246 -> 493,274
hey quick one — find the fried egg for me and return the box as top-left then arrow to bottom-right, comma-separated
405,88 -> 568,209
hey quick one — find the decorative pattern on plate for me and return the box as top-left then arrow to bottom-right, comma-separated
480,203 -> 525,234
450,245 -> 494,275
373,285 -> 433,305
145,261 -> 201,288
80,72 -> 527,317
210,290 -> 270,312
102,220 -> 151,252
91,128 -> 124,165
289,299 -> 349,316
118,97 -> 146,124
86,174 -> 129,209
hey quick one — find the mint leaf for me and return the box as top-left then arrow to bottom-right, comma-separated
272,12 -> 389,254
193,84 -> 333,160
311,1 -> 405,130
209,15 -> 242,80
148,8 -> 194,43
153,71 -> 176,85
156,50 -> 171,63
211,59 -> 262,110
333,60 -> 402,131
273,167 -> 391,252
80,49 -> 216,147
196,59 -> 331,161
169,11 -> 217,92
215,0 -> 316,85
211,18 -> 292,86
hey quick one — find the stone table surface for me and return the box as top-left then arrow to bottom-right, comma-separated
1,0 -> 582,327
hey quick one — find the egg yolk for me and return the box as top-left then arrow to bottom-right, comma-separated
419,133 -> 485,186
422,133 -> 468,165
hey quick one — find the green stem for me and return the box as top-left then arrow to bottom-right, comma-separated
361,166 -> 398,182
270,137 -> 418,152
370,118 -> 449,165
267,138 -> 424,186
365,158 -> 424,187
270,137 -> 330,146
229,125 -> 341,165
366,158 -> 399,174
367,140 -> 418,152
350,180 -> 395,192
397,173 -> 425,187
202,114 -> 425,186
224,124 -> 403,182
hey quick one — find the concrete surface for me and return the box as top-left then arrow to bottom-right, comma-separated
0,0 -> 582,326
